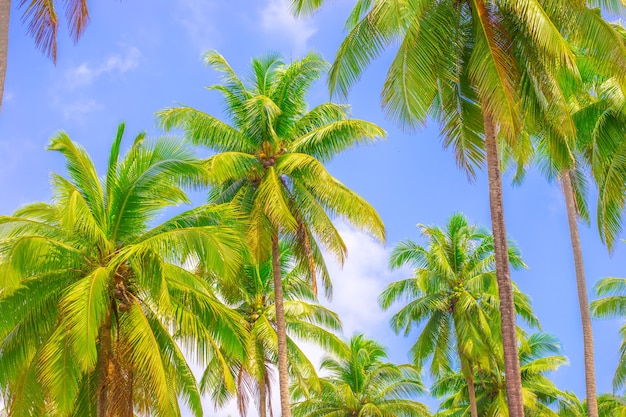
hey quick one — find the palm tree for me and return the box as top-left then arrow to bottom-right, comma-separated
288,2 -> 626,414
0,0 -> 91,110
433,333 -> 570,417
158,51 -> 386,417
530,51 -> 626,416
591,277 -> 626,392
0,123 -> 246,416
291,334 -> 430,417
201,244 -> 347,417
379,213 -> 538,417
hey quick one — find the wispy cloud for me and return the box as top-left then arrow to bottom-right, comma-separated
177,0 -> 219,51
61,99 -> 103,121
66,46 -> 141,88
260,0 -> 317,55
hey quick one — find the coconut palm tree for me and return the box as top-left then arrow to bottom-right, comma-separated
591,277 -> 626,392
291,334 -> 430,417
158,51 -> 386,417
379,213 -> 538,417
288,2 -> 626,414
0,123 -> 246,416
201,244 -> 347,417
0,0 -> 91,111
433,333 -> 570,417
530,51 -> 626,416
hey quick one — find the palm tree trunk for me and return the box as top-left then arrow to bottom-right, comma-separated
465,361 -> 478,417
123,364 -> 133,417
259,371 -> 267,417
453,314 -> 478,417
272,234 -> 292,417
452,306 -> 478,417
562,169 -> 599,417
0,0 -> 10,112
97,314 -> 112,417
483,113 -> 524,417
454,357 -> 479,417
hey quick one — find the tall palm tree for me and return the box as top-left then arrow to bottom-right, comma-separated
531,51 -> 626,416
201,245 -> 347,417
433,333 -> 570,417
0,0 -> 91,111
158,51 -> 386,417
0,123 -> 246,416
288,2 -> 626,415
591,276 -> 626,392
379,213 -> 538,417
291,334 -> 430,417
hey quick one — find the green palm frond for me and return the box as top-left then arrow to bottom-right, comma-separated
381,213 -> 534,380
200,248 -> 345,417
158,107 -> 255,153
434,332 -> 570,416
0,124 -> 246,415
292,334 -> 430,417
290,120 -> 385,162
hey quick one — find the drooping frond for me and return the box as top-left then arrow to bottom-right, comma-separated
19,0 -> 59,62
159,107 -> 256,153
329,0 -> 408,99
290,119 -> 385,162
64,0 -> 90,42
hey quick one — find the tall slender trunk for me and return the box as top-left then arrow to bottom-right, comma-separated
123,364 -> 133,417
272,234 -> 292,417
259,370 -> 267,417
453,311 -> 478,417
97,313 -> 112,417
465,361 -> 478,417
0,0 -> 10,112
562,170 -> 598,417
483,113 -> 524,417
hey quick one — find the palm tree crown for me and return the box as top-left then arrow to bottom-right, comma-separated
0,124 -> 246,416
159,51 -> 386,417
433,332 -> 570,417
202,245 -> 347,417
380,213 -> 537,417
159,51 -> 386,295
291,334 -> 430,417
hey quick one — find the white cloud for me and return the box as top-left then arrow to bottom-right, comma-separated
61,98 -> 103,121
260,0 -> 317,55
66,46 -> 141,88
177,0 -> 219,51
321,223 -> 408,337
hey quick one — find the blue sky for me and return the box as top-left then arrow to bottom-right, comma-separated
2,0 -> 626,414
